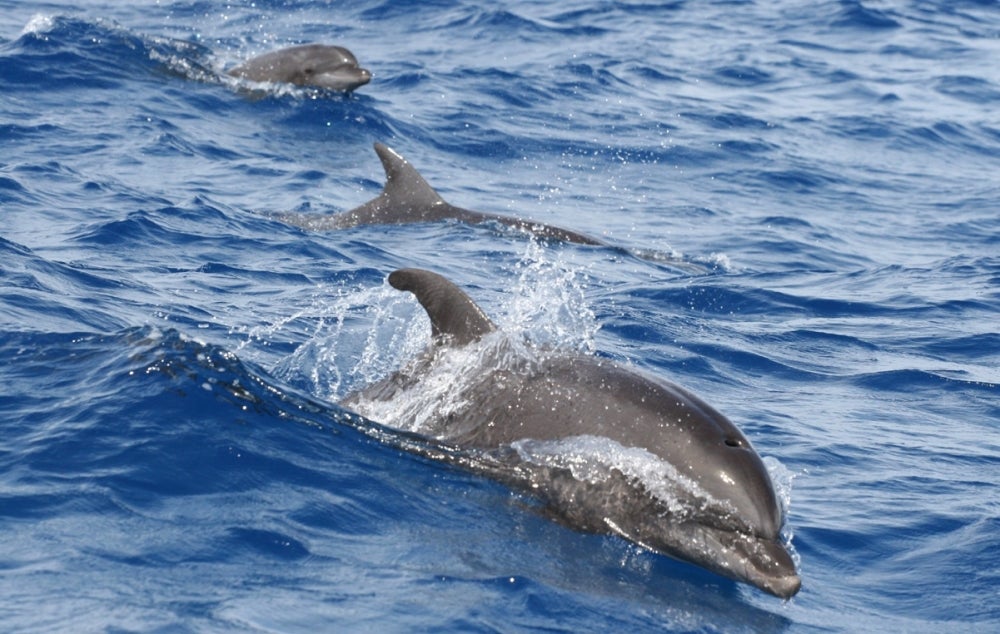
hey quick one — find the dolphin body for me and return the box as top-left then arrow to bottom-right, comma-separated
275,143 -> 605,245
342,268 -> 802,599
227,44 -> 371,92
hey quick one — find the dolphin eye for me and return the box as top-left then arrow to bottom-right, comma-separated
724,437 -> 743,448
303,67 -> 315,75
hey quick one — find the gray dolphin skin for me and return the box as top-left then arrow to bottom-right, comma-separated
342,268 -> 802,599
276,143 -> 605,245
227,44 -> 372,92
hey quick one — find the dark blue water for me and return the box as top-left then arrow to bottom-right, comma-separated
2,1 -> 999,631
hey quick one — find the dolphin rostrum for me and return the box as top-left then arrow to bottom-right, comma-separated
275,143 -> 605,245
342,268 -> 802,599
227,44 -> 371,92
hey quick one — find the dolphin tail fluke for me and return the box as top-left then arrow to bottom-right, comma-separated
388,268 -> 495,346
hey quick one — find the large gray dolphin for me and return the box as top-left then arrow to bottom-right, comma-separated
227,44 -> 371,92
342,268 -> 802,599
275,143 -> 605,245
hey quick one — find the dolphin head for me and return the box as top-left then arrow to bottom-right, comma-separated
228,44 -> 372,92
511,421 -> 801,598
662,384 -> 784,539
291,45 -> 372,91
618,372 -> 800,597
507,361 -> 801,598
659,442 -> 801,598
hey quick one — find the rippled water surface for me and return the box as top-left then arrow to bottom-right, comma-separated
2,1 -> 999,632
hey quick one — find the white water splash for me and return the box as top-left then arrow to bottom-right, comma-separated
232,281 -> 427,401
699,252 -> 733,272
346,335 -> 496,435
496,239 -> 599,353
511,435 -> 719,518
763,455 -> 800,566
266,241 -> 601,407
22,14 -> 55,36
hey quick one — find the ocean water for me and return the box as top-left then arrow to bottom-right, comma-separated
2,0 -> 999,631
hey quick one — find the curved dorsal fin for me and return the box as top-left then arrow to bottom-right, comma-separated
374,143 -> 444,208
388,268 -> 495,346
343,144 -> 449,225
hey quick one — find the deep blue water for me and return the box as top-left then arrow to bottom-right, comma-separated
2,1 -> 999,631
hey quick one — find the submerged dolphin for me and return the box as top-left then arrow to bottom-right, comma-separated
342,268 -> 802,599
227,44 -> 371,92
275,143 -> 604,245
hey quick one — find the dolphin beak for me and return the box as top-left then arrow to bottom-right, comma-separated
745,539 -> 802,599
716,528 -> 802,599
649,519 -> 802,599
761,571 -> 802,599
318,67 -> 372,91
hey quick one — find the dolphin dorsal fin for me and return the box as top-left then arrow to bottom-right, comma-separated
388,268 -> 495,346
350,143 -> 446,223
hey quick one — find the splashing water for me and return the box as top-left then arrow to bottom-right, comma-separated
21,13 -> 55,36
264,240 -> 602,407
257,281 -> 428,401
512,435 -> 717,520
763,455 -> 800,567
496,239 -> 600,353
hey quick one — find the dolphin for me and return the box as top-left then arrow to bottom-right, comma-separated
342,268 -> 802,599
227,44 -> 371,92
274,143 -> 605,245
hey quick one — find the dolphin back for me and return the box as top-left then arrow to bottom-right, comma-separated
274,143 -> 605,244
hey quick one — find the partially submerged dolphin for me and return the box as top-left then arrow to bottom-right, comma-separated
227,44 -> 371,92
275,143 -> 604,245
342,268 -> 802,599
